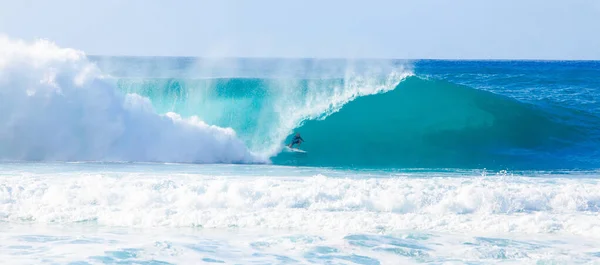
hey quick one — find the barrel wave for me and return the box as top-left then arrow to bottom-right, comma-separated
115,68 -> 410,158
116,73 -> 600,170
274,76 -> 600,169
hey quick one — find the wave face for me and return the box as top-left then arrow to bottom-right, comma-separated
0,36 -> 258,163
273,76 -> 600,169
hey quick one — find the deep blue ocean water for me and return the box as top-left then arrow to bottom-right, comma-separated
1,37 -> 600,264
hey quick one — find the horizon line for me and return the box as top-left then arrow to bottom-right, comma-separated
86,55 -> 600,62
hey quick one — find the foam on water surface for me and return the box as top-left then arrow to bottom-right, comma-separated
1,163 -> 600,264
2,224 -> 598,265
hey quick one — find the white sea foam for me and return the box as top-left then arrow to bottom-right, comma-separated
1,163 -> 600,264
3,223 -> 598,265
0,35 -> 260,164
1,166 -> 599,238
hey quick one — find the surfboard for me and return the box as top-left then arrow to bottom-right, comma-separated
285,146 -> 307,153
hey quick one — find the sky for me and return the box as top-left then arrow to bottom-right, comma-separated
1,0 -> 599,59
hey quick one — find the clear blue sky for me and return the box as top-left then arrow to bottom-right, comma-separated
1,0 -> 599,59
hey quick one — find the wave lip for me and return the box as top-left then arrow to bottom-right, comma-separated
0,35 -> 261,164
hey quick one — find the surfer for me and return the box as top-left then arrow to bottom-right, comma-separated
288,133 -> 304,148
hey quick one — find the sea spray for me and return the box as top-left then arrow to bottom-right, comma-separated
0,35 -> 260,163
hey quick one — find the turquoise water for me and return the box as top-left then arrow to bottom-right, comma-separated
106,58 -> 600,170
1,37 -> 600,264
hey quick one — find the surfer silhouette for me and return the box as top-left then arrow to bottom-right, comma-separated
288,133 -> 304,148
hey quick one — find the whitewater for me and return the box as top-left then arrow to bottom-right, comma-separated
1,36 -> 600,264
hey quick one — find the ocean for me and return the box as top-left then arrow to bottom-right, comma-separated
1,37 -> 600,264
